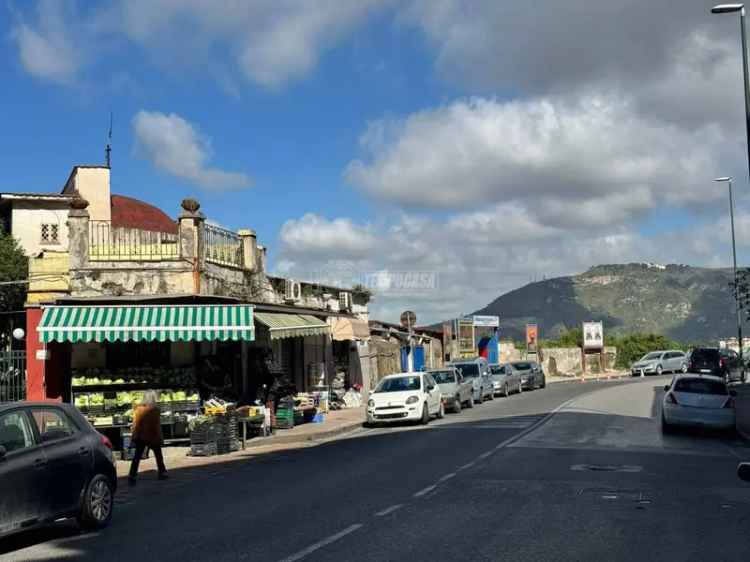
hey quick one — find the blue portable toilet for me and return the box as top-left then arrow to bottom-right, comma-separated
413,345 -> 425,372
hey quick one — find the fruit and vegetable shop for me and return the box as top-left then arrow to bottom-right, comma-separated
24,297 -> 356,452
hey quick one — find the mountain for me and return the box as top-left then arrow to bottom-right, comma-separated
472,263 -> 745,344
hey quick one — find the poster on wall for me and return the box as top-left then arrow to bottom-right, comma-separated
526,324 -> 538,353
582,321 -> 604,350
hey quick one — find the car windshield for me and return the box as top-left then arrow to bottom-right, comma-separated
673,378 -> 727,395
453,364 -> 479,378
429,371 -> 456,384
641,352 -> 662,361
512,362 -> 532,370
375,376 -> 421,392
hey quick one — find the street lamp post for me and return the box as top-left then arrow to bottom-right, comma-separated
712,4 -> 750,183
716,177 -> 744,378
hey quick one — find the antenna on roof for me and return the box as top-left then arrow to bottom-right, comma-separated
105,112 -> 113,168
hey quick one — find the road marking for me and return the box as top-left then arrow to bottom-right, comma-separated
477,451 -> 493,460
439,472 -> 456,482
413,485 -> 437,498
458,461 -> 476,471
374,504 -> 404,517
277,524 -> 363,562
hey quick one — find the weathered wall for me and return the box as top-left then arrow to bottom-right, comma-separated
11,200 -> 70,255
27,251 -> 70,303
500,341 -> 522,363
70,263 -> 195,297
539,347 -> 582,376
370,336 -> 401,383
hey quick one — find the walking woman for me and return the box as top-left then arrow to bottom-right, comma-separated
128,390 -> 168,484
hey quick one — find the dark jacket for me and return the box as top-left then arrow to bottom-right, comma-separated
132,404 -> 163,447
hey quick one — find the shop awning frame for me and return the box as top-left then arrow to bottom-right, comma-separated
38,304 -> 255,343
254,312 -> 330,340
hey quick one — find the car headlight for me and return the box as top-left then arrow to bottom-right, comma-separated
405,396 -> 419,404
368,399 -> 375,407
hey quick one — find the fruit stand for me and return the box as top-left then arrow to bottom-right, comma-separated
71,366 -> 201,451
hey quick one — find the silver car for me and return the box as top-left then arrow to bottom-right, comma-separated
427,368 -> 474,413
489,363 -> 522,396
631,350 -> 687,376
450,359 -> 494,404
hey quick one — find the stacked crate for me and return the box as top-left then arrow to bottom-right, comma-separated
214,411 -> 239,454
189,420 -> 219,456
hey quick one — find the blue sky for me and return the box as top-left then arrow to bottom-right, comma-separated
3,1 -> 750,322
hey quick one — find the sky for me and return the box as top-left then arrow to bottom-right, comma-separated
3,0 -> 750,324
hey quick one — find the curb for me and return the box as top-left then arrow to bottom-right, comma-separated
243,420 -> 364,448
548,373 -> 631,385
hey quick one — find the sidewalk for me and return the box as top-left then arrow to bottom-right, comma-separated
116,406 -> 365,478
547,370 -> 632,384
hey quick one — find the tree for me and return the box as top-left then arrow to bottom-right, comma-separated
0,232 -> 27,347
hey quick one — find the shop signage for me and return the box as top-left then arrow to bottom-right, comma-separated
583,321 -> 604,350
526,324 -> 538,353
473,315 -> 499,327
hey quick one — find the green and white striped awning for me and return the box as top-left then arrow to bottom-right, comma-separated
254,312 -> 330,340
38,305 -> 255,343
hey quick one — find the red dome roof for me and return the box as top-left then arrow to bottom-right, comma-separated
111,195 -> 177,234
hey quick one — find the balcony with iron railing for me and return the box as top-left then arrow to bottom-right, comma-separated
89,220 -> 179,261
204,223 -> 243,268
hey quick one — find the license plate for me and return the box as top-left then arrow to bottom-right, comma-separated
700,369 -> 711,373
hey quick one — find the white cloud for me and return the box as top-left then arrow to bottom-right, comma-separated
11,0 -> 82,84
346,94 -> 729,224
132,110 -> 251,190
279,214 -> 378,258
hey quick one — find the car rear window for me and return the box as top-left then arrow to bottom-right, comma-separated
430,371 -> 455,384
674,378 -> 727,395
453,364 -> 479,377
490,366 -> 505,374
513,362 -> 532,370
690,349 -> 720,362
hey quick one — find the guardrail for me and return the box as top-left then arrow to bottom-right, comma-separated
204,223 -> 243,268
89,221 -> 179,261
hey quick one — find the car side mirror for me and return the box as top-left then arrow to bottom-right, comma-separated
0,445 -> 6,460
739,463 -> 750,482
663,385 -> 670,392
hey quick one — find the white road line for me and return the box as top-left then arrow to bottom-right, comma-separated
413,485 -> 437,498
374,504 -> 404,517
439,472 -> 456,482
277,524 -> 363,562
477,451 -> 493,460
458,461 -> 476,471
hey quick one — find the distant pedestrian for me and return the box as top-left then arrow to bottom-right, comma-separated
128,390 -> 168,485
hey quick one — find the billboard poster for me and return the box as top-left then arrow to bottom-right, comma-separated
583,321 -> 604,350
458,318 -> 475,355
473,315 -> 500,327
526,324 -> 538,353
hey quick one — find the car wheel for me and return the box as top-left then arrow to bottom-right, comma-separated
541,377 -> 546,389
466,395 -> 474,409
437,402 -> 445,419
656,365 -> 663,376
421,403 -> 430,425
78,474 -> 114,530
504,384 -> 509,398
453,396 -> 462,413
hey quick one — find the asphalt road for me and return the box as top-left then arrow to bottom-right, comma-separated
2,376 -> 750,561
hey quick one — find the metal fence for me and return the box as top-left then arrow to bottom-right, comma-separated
204,223 -> 243,268
89,220 -> 179,261
0,351 -> 26,402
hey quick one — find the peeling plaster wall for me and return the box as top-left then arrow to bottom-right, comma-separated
70,263 -> 194,297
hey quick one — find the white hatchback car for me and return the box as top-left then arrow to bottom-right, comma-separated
366,372 -> 444,425
661,375 -> 736,432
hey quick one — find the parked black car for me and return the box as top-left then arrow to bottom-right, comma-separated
511,361 -> 545,390
686,347 -> 741,380
0,401 -> 117,539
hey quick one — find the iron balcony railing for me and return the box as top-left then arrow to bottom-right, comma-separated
89,220 -> 179,261
0,351 -> 26,402
204,223 -> 243,268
